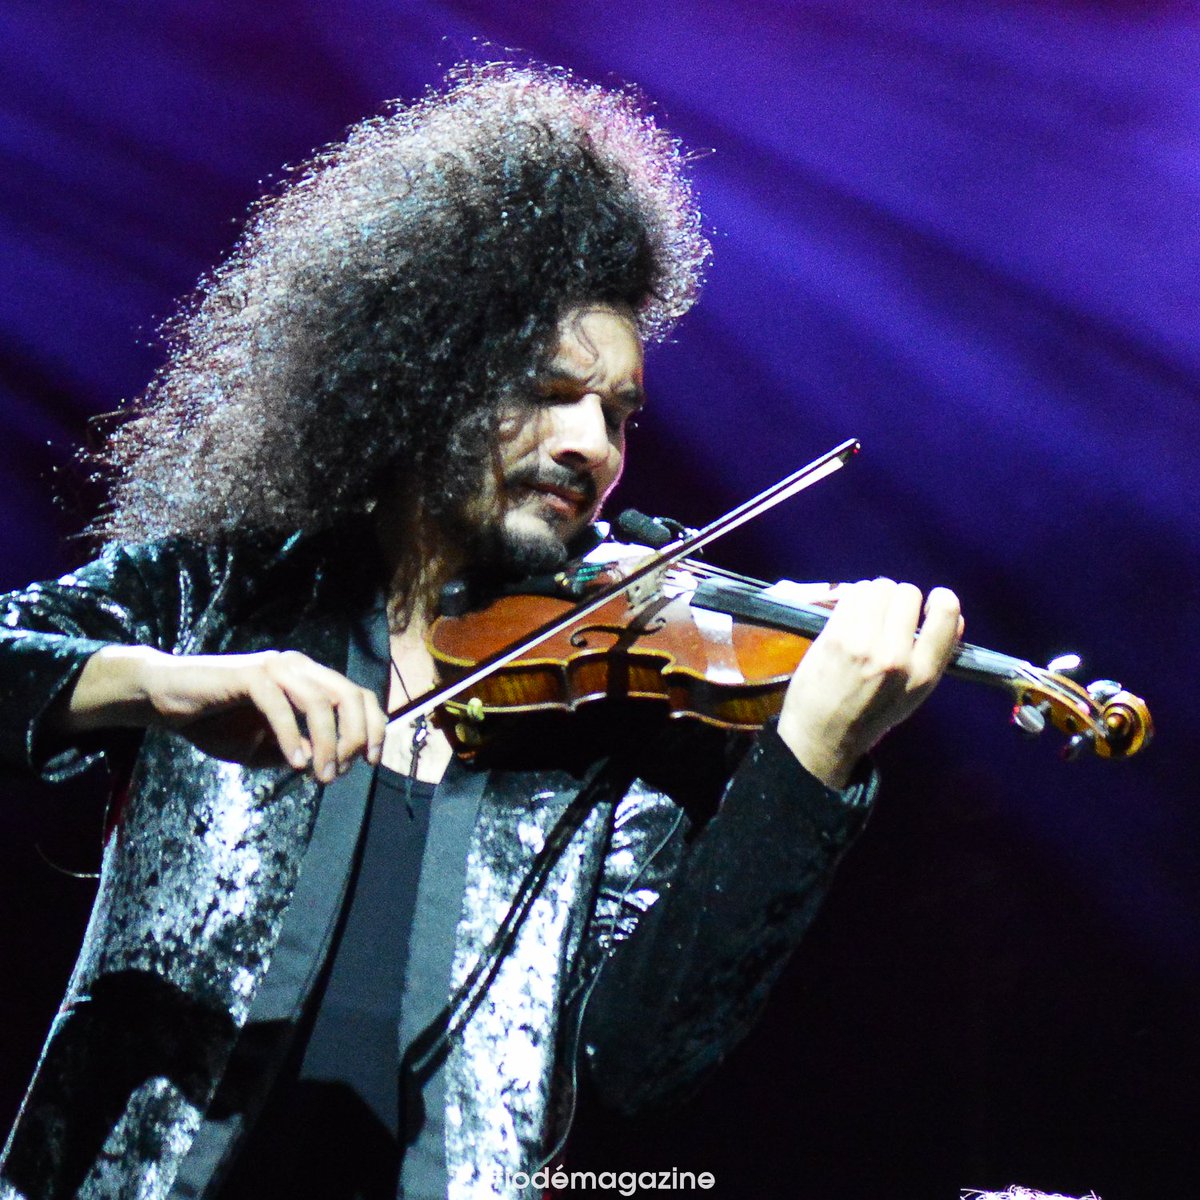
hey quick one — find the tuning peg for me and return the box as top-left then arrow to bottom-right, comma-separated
1086,678 -> 1123,703
1061,730 -> 1097,762
1047,652 -> 1083,678
1012,701 -> 1050,736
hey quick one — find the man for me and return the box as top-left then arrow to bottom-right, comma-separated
0,65 -> 961,1198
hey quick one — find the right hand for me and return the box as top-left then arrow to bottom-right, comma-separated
68,646 -> 387,779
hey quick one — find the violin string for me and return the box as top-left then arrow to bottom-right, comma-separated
674,557 -> 769,588
675,556 -> 847,594
683,564 -> 1107,742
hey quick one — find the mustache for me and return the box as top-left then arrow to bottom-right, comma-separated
504,463 -> 598,508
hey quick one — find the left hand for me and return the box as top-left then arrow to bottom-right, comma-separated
777,579 -> 963,789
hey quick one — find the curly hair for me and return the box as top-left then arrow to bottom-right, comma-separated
90,62 -> 710,546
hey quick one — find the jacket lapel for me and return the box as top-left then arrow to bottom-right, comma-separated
169,591 -> 389,1197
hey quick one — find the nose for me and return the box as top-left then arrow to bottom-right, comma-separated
547,393 -> 612,469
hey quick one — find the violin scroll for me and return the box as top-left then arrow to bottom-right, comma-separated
1010,668 -> 1153,761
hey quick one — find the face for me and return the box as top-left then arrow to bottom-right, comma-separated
472,302 -> 645,573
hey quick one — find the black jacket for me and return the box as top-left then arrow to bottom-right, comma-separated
0,530 -> 873,1199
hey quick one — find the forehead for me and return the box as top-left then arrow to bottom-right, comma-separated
549,304 -> 644,377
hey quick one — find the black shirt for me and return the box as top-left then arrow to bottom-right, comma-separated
218,768 -> 452,1200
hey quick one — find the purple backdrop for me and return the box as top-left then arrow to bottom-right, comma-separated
2,3 -> 1196,1196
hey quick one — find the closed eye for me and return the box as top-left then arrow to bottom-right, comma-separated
603,398 -> 645,436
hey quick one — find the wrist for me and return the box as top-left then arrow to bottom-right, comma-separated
776,713 -> 860,791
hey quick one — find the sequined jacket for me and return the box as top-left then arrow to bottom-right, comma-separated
0,530 -> 873,1200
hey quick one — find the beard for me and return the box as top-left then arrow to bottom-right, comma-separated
469,513 -> 570,579
457,461 -> 599,583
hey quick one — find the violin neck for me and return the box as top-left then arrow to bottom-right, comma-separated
689,578 -> 1036,692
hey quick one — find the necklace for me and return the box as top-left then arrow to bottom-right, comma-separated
390,657 -> 430,817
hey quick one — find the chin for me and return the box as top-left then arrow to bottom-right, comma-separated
458,510 -> 573,582
498,513 -> 573,575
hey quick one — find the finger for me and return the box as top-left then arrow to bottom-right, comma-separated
766,580 -> 842,610
298,664 -> 384,769
278,679 -> 339,782
269,654 -> 372,778
817,578 -> 884,650
365,694 -> 387,766
879,582 -> 923,670
332,688 -> 370,773
911,586 -> 962,686
247,678 -> 311,770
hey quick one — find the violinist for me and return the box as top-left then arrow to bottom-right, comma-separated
0,65 -> 961,1199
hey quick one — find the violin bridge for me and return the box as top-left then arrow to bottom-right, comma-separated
625,562 -> 669,609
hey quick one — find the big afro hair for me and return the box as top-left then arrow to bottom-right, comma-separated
91,62 -> 710,546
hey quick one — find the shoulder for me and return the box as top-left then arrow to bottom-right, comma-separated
12,528 -> 350,638
87,525 -> 360,591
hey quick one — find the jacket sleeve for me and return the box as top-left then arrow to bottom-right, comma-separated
578,720 -> 876,1112
0,539 -> 232,781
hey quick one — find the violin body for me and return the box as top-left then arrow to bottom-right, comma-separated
425,564 -> 1152,761
428,578 -> 810,740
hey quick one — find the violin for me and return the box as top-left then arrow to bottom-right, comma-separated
391,440 -> 1153,763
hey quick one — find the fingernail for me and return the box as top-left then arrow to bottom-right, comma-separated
291,749 -> 307,769
320,764 -> 335,783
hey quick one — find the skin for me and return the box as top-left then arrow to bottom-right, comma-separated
474,302 -> 644,557
61,302 -> 962,790
379,303 -> 644,780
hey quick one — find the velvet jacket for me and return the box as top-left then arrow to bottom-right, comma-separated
0,529 -> 874,1199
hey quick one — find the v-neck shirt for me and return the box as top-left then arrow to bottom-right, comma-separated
215,764 -> 474,1200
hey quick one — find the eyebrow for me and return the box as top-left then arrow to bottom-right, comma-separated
537,367 -> 646,408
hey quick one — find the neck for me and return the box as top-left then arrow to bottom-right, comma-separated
372,490 -> 465,634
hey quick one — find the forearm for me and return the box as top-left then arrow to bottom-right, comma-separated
776,704 -> 861,790
52,643 -> 386,776
0,537 -> 266,778
58,644 -> 175,735
0,627 -> 125,778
